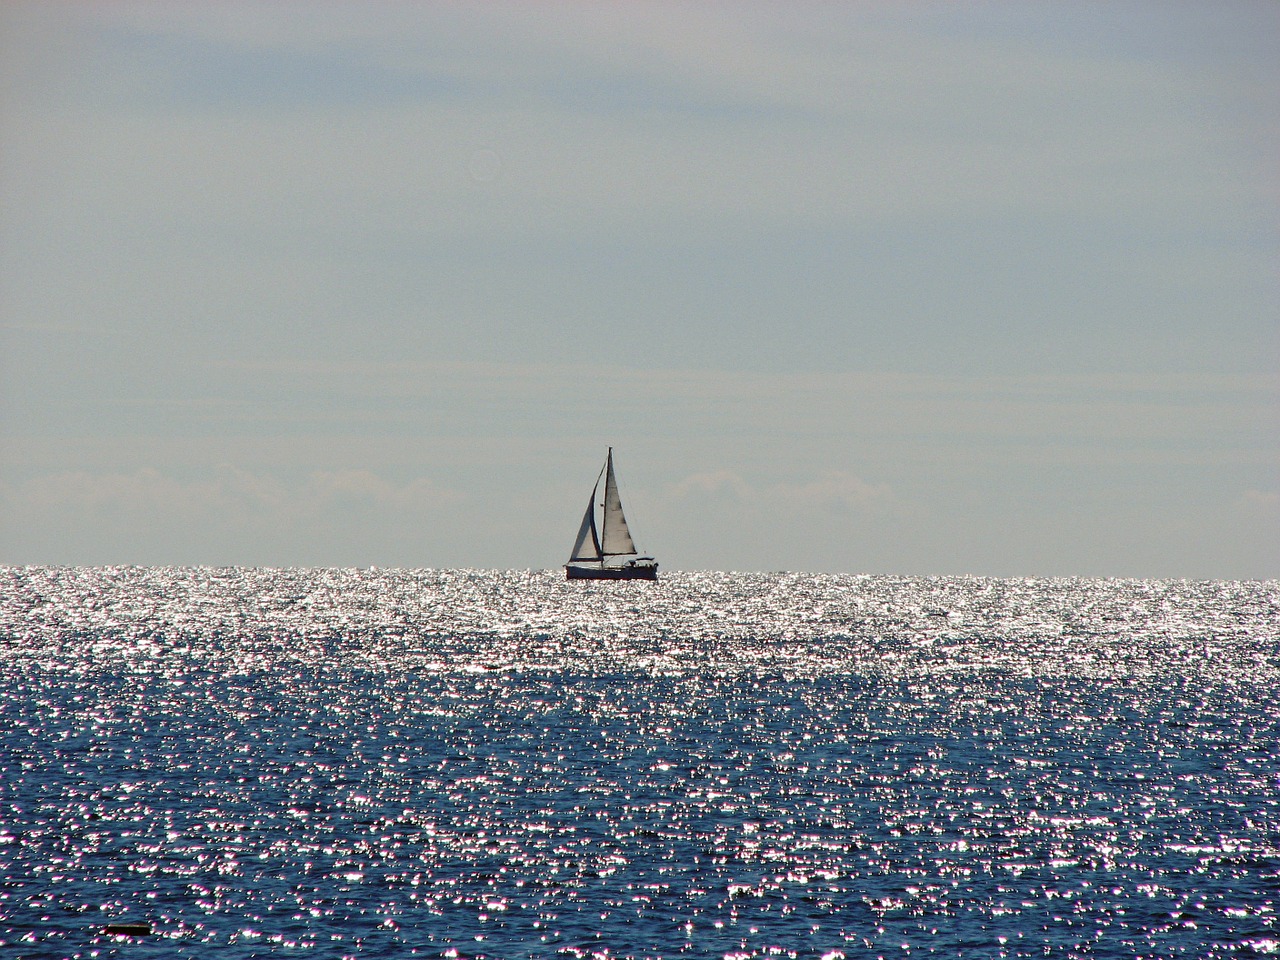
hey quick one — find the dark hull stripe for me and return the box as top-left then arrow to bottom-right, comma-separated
565,566 -> 659,581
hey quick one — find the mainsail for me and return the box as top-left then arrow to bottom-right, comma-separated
600,450 -> 638,556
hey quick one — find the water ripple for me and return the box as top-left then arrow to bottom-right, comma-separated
1,568 -> 1277,957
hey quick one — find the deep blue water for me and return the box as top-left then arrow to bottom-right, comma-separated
1,568 -> 1277,958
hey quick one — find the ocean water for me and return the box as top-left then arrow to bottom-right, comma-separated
1,568 -> 1277,960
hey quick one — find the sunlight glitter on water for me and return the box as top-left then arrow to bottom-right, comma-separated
1,568 -> 1277,958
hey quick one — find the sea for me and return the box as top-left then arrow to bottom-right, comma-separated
1,568 -> 1277,960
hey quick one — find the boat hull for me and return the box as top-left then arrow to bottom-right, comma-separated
565,563 -> 658,581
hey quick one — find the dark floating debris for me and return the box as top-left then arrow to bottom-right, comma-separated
103,923 -> 152,936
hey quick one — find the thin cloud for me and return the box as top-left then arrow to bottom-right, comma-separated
669,468 -> 904,518
1,466 -> 462,521
8,3 -> 1261,237
669,470 -> 754,503
206,359 -> 1278,467
776,471 -> 897,515
1240,489 -> 1280,514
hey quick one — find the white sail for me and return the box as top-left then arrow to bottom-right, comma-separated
568,493 -> 602,562
600,449 -> 637,556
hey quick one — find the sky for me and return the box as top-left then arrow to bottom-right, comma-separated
1,1 -> 1277,577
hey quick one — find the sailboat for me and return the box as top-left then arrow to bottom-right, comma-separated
565,448 -> 659,581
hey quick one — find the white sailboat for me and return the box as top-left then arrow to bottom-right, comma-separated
565,448 -> 659,581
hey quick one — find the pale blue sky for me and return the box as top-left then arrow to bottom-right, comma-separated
1,2 -> 1276,576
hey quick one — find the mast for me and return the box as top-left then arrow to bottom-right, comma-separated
600,447 -> 612,548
